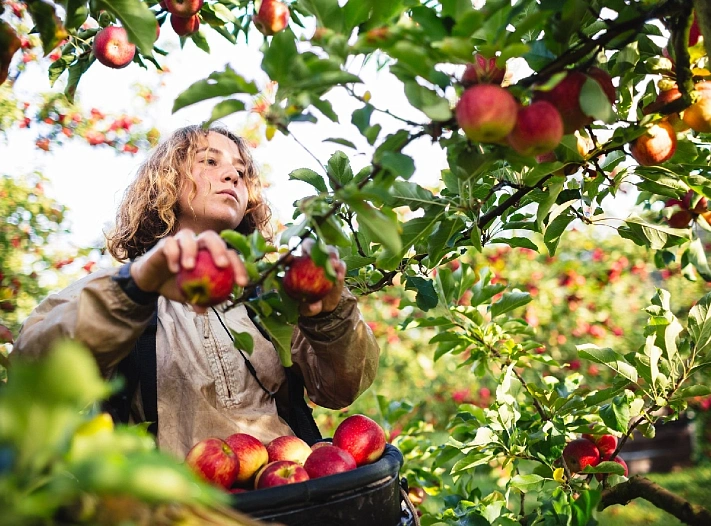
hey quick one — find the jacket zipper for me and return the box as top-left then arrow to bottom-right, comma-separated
204,312 -> 232,399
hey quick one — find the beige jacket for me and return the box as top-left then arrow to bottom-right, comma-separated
13,268 -> 380,458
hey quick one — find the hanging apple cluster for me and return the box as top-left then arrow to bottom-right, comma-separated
455,55 -> 615,159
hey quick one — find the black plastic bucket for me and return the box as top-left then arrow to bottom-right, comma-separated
231,443 -> 410,525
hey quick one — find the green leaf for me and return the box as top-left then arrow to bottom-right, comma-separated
600,396 -> 631,434
65,55 -> 95,103
342,0 -> 373,32
428,217 -> 466,265
221,230 -> 251,257
387,181 -> 440,211
261,30 -> 298,85
230,330 -> 254,354
688,237 -> 711,281
536,176 -> 565,229
64,0 -> 89,30
341,255 -> 375,270
247,308 -> 295,367
26,0 -> 69,55
577,344 -> 638,382
403,81 -> 452,121
580,77 -> 615,123
292,70 -> 362,91
380,151 -> 415,179
491,237 -> 539,251
377,213 -> 443,270
491,291 -> 531,318
206,99 -> 246,125
300,0 -> 344,33
689,292 -> 711,359
510,474 -> 544,493
94,0 -> 157,55
289,168 -> 328,193
351,104 -> 374,134
670,385 -> 711,401
348,201 -> 402,254
173,66 -> 258,113
323,137 -> 356,149
327,151 -> 353,189
622,215 -> 686,250
405,276 -> 438,311
544,212 -> 574,256
571,489 -> 601,526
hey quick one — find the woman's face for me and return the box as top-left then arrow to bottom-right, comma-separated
177,131 -> 250,234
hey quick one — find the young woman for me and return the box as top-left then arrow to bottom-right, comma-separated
13,125 -> 380,457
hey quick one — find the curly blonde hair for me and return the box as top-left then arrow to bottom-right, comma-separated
106,125 -> 272,261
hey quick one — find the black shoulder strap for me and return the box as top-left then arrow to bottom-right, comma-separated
137,310 -> 159,436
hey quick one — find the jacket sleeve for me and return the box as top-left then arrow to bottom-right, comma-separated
291,289 -> 380,409
13,268 -> 156,377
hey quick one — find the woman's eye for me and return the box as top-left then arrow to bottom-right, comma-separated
207,158 -> 217,166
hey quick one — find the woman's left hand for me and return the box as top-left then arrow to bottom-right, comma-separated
298,239 -> 346,317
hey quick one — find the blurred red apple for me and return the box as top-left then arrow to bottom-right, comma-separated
682,81 -> 711,133
266,435 -> 312,465
93,26 -> 135,69
304,444 -> 357,479
170,13 -> 200,36
461,54 -> 506,87
282,254 -> 334,303
254,0 -> 290,36
534,71 -> 590,134
507,101 -> 563,156
225,433 -> 269,485
185,437 -> 239,489
563,438 -> 600,473
255,460 -> 309,489
311,441 -> 331,451
630,121 -> 677,166
332,414 -> 386,467
176,248 -> 235,307
582,433 -> 617,458
164,0 -> 203,17
689,12 -> 701,47
456,84 -> 518,143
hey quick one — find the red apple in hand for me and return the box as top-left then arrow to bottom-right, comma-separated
170,14 -> 200,36
630,121 -> 677,166
282,254 -> 334,303
507,101 -> 563,156
255,460 -> 309,489
185,437 -> 240,489
563,438 -> 601,473
332,415 -> 386,467
225,433 -> 269,485
253,0 -> 290,36
176,248 -> 235,307
304,445 -> 357,479
93,26 -> 136,69
266,435 -> 312,465
164,0 -> 203,17
456,84 -> 518,143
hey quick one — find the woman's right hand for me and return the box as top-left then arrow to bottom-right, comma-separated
129,229 -> 248,312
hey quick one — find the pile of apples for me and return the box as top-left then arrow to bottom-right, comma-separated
562,432 -> 629,481
184,415 -> 387,492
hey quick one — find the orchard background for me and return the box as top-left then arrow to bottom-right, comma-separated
2,0 -> 711,525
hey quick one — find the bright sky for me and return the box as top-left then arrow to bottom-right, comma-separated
2,22 -> 449,249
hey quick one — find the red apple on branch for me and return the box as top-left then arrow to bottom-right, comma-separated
253,0 -> 290,36
176,248 -> 235,307
185,437 -> 240,489
682,81 -> 711,133
92,26 -> 136,69
563,438 -> 601,473
255,460 -> 309,489
164,0 -> 203,17
332,414 -> 386,467
266,435 -> 312,465
224,433 -> 269,485
170,14 -> 201,36
303,444 -> 357,479
456,84 -> 518,143
506,101 -> 564,156
582,433 -> 617,459
630,121 -> 677,166
282,254 -> 334,303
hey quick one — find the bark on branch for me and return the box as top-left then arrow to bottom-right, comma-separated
599,475 -> 711,526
